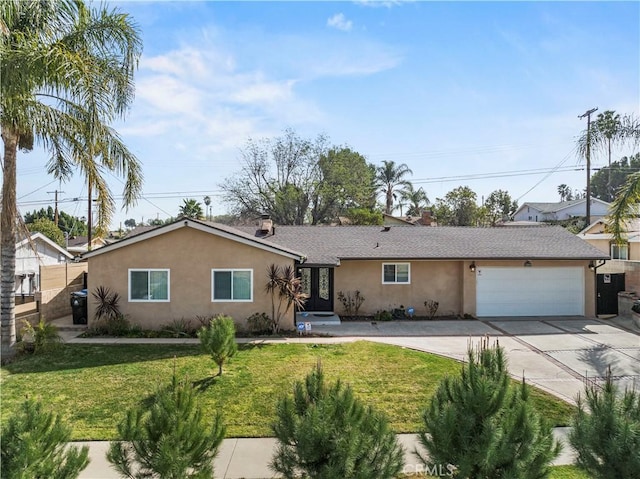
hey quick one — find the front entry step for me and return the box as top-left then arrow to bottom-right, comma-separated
296,311 -> 341,325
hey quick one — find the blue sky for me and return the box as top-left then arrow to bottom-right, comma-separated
15,1 -> 640,228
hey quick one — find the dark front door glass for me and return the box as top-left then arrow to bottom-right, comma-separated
297,267 -> 333,311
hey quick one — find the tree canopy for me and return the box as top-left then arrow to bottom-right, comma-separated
178,198 -> 204,220
221,129 -> 377,225
375,160 -> 413,215
433,186 -> 479,226
24,207 -> 87,236
590,154 -> 640,202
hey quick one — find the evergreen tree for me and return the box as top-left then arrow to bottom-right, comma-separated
271,362 -> 404,479
569,372 -> 640,479
107,376 -> 225,479
197,314 -> 238,376
27,217 -> 66,246
1,398 -> 89,479
416,339 -> 560,479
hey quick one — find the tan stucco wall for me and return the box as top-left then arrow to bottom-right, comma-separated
333,259 -> 596,318
584,238 -> 611,256
334,260 -> 464,317
87,226 -> 296,331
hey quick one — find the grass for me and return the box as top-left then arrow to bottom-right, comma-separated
1,341 -> 575,441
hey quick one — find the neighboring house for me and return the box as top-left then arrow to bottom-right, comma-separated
578,219 -> 640,262
513,198 -> 611,222
83,218 -> 607,330
16,232 -> 73,298
66,235 -> 108,256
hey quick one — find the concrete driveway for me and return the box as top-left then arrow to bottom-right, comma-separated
312,317 -> 640,404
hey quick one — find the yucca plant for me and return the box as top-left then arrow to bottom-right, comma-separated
265,264 -> 308,334
92,286 -> 121,321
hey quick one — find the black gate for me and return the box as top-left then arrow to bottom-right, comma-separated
596,273 -> 625,315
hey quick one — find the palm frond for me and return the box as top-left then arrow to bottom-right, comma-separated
607,172 -> 640,244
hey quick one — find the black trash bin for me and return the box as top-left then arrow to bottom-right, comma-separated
70,289 -> 88,325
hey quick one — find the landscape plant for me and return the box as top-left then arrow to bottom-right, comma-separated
107,375 -> 225,479
1,398 -> 89,479
569,372 -> 640,479
416,338 -> 561,479
337,290 -> 365,316
92,286 -> 121,321
271,362 -> 404,479
265,264 -> 308,334
246,312 -> 272,334
20,318 -> 62,354
197,314 -> 237,376
424,299 -> 439,319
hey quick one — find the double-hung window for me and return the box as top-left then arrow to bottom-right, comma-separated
611,243 -> 629,260
212,269 -> 253,302
382,263 -> 410,284
129,269 -> 170,301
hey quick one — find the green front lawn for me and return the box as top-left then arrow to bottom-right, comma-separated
1,341 -> 574,440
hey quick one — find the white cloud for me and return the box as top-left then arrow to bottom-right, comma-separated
327,13 -> 353,32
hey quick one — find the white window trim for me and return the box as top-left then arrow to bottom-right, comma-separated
128,268 -> 170,302
381,263 -> 411,284
212,269 -> 253,302
610,243 -> 629,260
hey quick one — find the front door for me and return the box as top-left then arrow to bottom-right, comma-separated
597,273 -> 625,315
298,267 -> 333,312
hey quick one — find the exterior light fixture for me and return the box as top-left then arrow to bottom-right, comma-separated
469,262 -> 476,272
588,262 -> 595,271
524,260 -> 532,267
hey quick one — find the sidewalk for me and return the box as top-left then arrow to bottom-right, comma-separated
74,429 -> 576,479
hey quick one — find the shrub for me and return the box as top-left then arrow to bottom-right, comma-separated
337,290 -> 365,316
107,376 -> 225,479
416,338 -> 561,478
161,318 -> 196,338
374,310 -> 393,322
85,314 -> 132,337
1,398 -> 89,478
21,319 -> 62,354
570,371 -> 640,479
424,299 -> 439,319
92,286 -> 121,321
271,362 -> 404,479
198,315 -> 238,376
246,312 -> 272,335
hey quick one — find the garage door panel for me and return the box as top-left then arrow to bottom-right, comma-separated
476,267 -> 584,317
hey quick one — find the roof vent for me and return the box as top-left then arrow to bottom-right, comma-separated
382,226 -> 391,232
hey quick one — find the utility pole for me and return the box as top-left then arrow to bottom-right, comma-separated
47,190 -> 64,226
87,182 -> 92,252
579,107 -> 598,226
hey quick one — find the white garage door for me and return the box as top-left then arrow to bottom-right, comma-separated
476,267 -> 584,317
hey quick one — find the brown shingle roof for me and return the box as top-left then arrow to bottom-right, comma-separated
236,224 -> 609,265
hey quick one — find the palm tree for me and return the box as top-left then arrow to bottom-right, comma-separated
375,160 -> 413,214
1,0 -> 142,359
400,183 -> 430,217
557,184 -> 571,202
179,198 -> 204,219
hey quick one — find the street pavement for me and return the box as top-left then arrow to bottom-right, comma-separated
54,316 -> 639,479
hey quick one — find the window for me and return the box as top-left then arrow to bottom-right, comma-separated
611,243 -> 629,260
212,269 -> 252,301
382,263 -> 410,284
129,269 -> 169,301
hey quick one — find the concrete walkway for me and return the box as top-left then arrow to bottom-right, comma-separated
51,316 -> 638,478
74,429 -> 576,479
